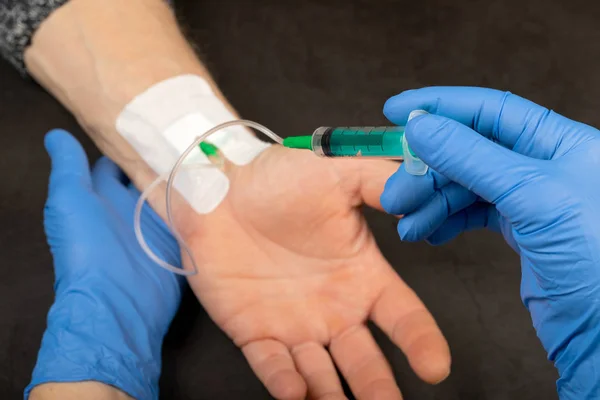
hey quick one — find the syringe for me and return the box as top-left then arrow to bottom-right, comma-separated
282,110 -> 429,175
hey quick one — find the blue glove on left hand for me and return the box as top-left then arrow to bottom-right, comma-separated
26,130 -> 184,399
380,87 -> 600,399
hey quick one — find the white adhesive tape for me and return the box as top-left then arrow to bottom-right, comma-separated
115,75 -> 270,214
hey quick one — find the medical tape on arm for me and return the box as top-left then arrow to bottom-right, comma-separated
115,74 -> 270,214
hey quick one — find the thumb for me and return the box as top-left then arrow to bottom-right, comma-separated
406,114 -> 539,205
333,157 -> 399,210
45,129 -> 92,198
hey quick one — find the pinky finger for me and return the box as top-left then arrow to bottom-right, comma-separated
242,339 -> 307,400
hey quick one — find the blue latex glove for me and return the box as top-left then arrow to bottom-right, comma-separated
26,130 -> 184,399
380,87 -> 600,399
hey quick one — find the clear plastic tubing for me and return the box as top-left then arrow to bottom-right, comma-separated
134,120 -> 284,277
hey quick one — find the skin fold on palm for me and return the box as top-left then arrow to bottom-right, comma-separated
174,145 -> 451,400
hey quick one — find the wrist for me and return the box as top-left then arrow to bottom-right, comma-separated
23,0 -> 211,194
533,299 -> 600,399
27,289 -> 164,399
554,332 -> 600,399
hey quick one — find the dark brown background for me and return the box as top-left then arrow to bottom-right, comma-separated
4,0 -> 599,398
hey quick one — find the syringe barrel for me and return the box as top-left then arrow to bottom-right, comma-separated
311,126 -> 405,159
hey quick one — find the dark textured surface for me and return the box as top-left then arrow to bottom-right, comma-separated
6,0 -> 600,398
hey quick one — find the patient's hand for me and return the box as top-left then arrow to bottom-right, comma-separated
23,2 -> 447,396
183,146 -> 450,400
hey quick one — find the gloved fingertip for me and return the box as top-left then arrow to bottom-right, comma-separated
44,130 -> 92,191
425,213 -> 466,246
92,157 -> 124,181
382,93 -> 402,116
44,129 -> 75,156
425,234 -> 449,246
383,90 -> 418,123
381,162 -> 441,216
405,113 -> 445,137
397,218 -> 419,242
426,225 -> 458,245
404,114 -> 455,155
380,173 -> 400,214
380,191 -> 394,214
93,156 -> 116,168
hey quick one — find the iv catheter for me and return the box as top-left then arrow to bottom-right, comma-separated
134,111 -> 429,276
134,120 -> 285,277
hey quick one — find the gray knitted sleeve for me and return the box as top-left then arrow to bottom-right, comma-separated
0,0 -> 69,74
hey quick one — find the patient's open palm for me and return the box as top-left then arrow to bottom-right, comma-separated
184,146 -> 450,400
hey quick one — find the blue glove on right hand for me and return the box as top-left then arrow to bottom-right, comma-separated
380,87 -> 600,399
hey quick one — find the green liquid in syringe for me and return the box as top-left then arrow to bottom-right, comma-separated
325,126 -> 405,158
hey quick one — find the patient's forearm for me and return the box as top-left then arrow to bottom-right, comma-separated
24,0 -> 235,191
30,382 -> 132,400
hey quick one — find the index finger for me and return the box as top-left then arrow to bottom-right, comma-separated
383,87 -> 560,154
370,270 -> 450,384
